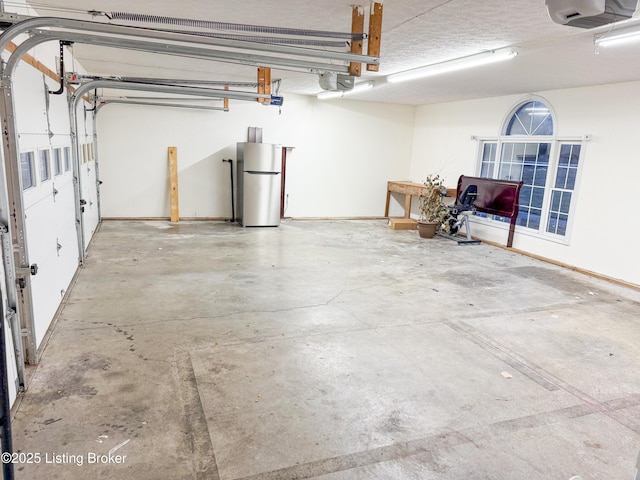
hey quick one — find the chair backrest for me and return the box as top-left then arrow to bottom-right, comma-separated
456,175 -> 522,218
455,175 -> 524,248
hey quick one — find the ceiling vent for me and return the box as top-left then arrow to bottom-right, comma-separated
546,0 -> 638,28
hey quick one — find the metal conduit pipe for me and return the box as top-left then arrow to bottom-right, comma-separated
75,76 -> 264,88
71,80 -> 268,102
100,96 -> 227,101
95,99 -> 230,112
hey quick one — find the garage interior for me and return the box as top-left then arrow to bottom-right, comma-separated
1,1 -> 640,479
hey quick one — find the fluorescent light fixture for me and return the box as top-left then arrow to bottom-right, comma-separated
386,47 -> 518,84
525,107 -> 550,115
316,90 -> 344,100
595,23 -> 640,47
317,81 -> 374,100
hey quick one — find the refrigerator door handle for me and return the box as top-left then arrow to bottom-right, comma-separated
245,171 -> 279,175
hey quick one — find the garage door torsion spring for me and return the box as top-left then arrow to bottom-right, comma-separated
109,11 -> 366,41
147,27 -> 349,47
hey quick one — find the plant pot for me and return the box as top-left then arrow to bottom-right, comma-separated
417,221 -> 439,239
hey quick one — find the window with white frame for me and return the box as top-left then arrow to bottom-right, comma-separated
39,149 -> 51,182
20,152 -> 36,190
476,99 -> 583,240
53,147 -> 63,176
63,146 -> 71,172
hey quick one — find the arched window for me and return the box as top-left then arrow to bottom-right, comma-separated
505,101 -> 554,136
477,98 -> 582,239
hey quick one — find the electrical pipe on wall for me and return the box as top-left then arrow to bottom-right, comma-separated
222,159 -> 235,222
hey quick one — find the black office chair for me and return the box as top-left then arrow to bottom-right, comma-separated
445,184 -> 477,237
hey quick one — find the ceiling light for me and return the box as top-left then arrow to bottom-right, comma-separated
594,23 -> 640,48
524,107 -> 550,115
317,81 -> 374,100
386,47 -> 518,84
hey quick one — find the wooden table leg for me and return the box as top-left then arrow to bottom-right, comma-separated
384,190 -> 391,217
404,194 -> 412,218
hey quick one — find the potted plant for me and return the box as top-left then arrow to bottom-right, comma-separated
417,174 -> 448,238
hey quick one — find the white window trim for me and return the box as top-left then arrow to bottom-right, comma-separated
20,150 -> 36,191
38,148 -> 52,183
63,145 -> 72,173
473,135 -> 586,246
53,146 -> 63,176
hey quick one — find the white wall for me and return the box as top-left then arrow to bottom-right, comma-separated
97,94 -> 415,219
410,81 -> 640,287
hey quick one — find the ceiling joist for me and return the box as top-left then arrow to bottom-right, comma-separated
349,5 -> 365,77
257,67 -> 272,104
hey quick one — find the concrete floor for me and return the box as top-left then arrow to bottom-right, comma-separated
8,219 -> 640,479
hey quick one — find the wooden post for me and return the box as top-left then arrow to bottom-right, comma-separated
366,2 -> 383,72
223,85 -> 229,110
257,67 -> 271,104
349,5 -> 365,76
168,146 -> 179,222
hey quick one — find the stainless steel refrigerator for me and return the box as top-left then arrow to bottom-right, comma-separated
237,142 -> 282,227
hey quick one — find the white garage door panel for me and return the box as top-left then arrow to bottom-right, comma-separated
54,175 -> 80,291
81,162 -> 100,248
13,66 -> 49,144
24,170 -> 82,348
25,192 -> 61,347
48,94 -> 71,133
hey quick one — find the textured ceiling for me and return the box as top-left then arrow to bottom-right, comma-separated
16,0 -> 640,105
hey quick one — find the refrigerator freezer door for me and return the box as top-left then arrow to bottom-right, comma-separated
241,172 -> 281,226
241,142 -> 282,173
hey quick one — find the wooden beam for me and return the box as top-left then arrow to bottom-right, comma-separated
168,146 -> 179,222
349,5 -> 365,77
257,67 -> 271,104
224,85 -> 229,110
366,2 -> 383,72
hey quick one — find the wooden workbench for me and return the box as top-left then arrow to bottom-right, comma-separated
384,181 -> 427,230
385,180 -> 457,230
384,181 -> 427,218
